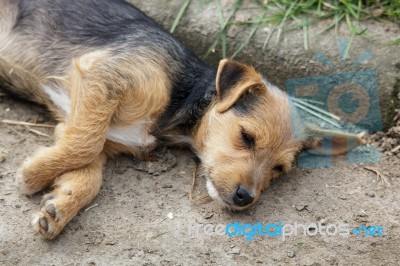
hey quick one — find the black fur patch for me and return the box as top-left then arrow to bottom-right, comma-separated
218,62 -> 246,100
155,62 -> 217,135
0,82 -> 35,101
232,91 -> 260,116
12,0 -> 220,139
16,0 -> 158,47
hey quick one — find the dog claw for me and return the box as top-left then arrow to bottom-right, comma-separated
32,191 -> 73,239
40,195 -> 55,207
39,217 -> 48,231
45,204 -> 57,219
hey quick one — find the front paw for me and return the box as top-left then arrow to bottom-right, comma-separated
15,147 -> 58,195
15,157 -> 39,195
32,191 -> 76,239
31,206 -> 62,240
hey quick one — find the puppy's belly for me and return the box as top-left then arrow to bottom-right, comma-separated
43,86 -> 71,116
107,121 -> 156,148
44,86 -> 156,148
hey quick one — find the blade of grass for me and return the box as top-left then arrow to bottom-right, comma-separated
357,0 -> 362,20
170,0 -> 192,33
303,16 -> 309,50
293,102 -> 342,128
343,14 -> 356,60
344,33 -> 355,61
292,98 -> 341,121
215,0 -> 226,58
322,2 -> 339,11
276,0 -> 299,44
220,32 -> 227,58
341,1 -> 359,19
317,0 -> 322,15
301,99 -> 325,106
335,11 -> 342,32
262,26 -> 276,50
315,13 -> 344,36
203,0 -> 243,59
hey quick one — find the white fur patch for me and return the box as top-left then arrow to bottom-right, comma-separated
206,179 -> 221,201
43,86 -> 71,115
107,120 -> 156,148
31,214 -> 40,227
43,86 -> 156,148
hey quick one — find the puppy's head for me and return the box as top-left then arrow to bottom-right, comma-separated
194,59 -> 363,210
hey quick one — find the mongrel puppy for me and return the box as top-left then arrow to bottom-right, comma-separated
0,0 -> 364,239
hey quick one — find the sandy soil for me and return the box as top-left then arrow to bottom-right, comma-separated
0,93 -> 399,265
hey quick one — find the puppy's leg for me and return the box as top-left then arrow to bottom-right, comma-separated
32,153 -> 106,239
54,122 -> 67,140
16,52 -> 119,195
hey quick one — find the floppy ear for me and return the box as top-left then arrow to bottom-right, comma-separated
215,59 -> 266,113
302,124 -> 367,155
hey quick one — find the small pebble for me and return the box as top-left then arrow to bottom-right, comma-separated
105,240 -> 116,246
15,204 -> 21,209
204,212 -> 214,219
228,247 -> 240,255
162,184 -> 173,189
287,251 -> 295,258
296,203 -> 307,211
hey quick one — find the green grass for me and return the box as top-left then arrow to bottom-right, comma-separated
170,0 -> 192,33
172,0 -> 400,58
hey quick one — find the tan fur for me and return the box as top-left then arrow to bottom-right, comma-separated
193,60 -> 365,210
8,41 -> 172,238
194,72 -> 304,208
31,152 -> 106,239
15,46 -> 172,185
215,59 -> 265,113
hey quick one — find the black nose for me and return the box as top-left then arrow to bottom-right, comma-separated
233,187 -> 254,207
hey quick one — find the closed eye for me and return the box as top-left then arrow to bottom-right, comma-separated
272,165 -> 284,173
241,128 -> 255,149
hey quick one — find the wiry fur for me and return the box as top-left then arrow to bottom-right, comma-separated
0,0 -> 365,239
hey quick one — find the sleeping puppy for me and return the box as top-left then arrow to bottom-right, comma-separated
0,0 -> 364,238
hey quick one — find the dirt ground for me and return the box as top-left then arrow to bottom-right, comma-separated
0,93 -> 399,265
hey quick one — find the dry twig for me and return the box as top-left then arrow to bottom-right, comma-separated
28,128 -> 51,138
363,166 -> 391,187
189,162 -> 211,204
85,203 -> 99,212
2,119 -> 55,128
